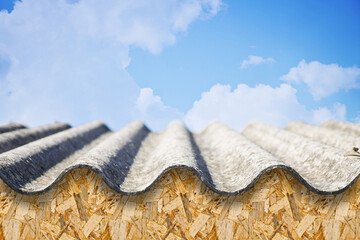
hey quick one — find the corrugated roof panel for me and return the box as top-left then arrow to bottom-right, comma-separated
322,120 -> 360,135
0,122 -> 71,154
0,121 -> 110,193
194,122 -> 282,193
285,121 -> 360,151
118,121 -> 204,193
0,120 -> 359,195
0,122 -> 26,134
242,121 -> 360,194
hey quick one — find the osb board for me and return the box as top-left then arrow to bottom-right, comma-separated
0,168 -> 359,240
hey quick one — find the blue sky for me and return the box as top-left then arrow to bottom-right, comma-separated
0,0 -> 359,131
129,1 -> 360,112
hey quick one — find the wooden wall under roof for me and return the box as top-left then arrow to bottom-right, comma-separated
0,168 -> 359,240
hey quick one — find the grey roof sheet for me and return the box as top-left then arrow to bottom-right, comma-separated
0,120 -> 359,195
0,122 -> 26,134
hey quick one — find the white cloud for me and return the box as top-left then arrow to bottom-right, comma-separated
134,88 -> 184,131
354,114 -> 360,124
185,83 -> 308,130
0,0 -> 221,129
184,83 -> 347,131
312,103 -> 346,125
240,55 -> 275,69
281,60 -> 360,100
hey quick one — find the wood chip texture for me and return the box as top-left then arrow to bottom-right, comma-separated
0,168 -> 358,239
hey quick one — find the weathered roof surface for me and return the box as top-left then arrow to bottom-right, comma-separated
0,122 -> 71,154
0,120 -> 359,195
0,122 -> 26,134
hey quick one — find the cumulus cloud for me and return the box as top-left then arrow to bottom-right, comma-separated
134,88 -> 184,131
281,60 -> 360,100
0,0 -> 221,129
354,114 -> 360,124
240,55 -> 275,69
311,103 -> 346,125
184,83 -> 347,131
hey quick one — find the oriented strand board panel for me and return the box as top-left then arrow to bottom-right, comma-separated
0,168 -> 359,239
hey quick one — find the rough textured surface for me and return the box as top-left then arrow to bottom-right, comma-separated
286,121 -> 360,151
0,122 -> 26,134
322,120 -> 360,136
0,120 -> 359,195
0,168 -> 359,239
242,122 -> 360,194
0,122 -> 71,154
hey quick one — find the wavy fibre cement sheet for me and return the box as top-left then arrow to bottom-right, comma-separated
0,120 -> 359,195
